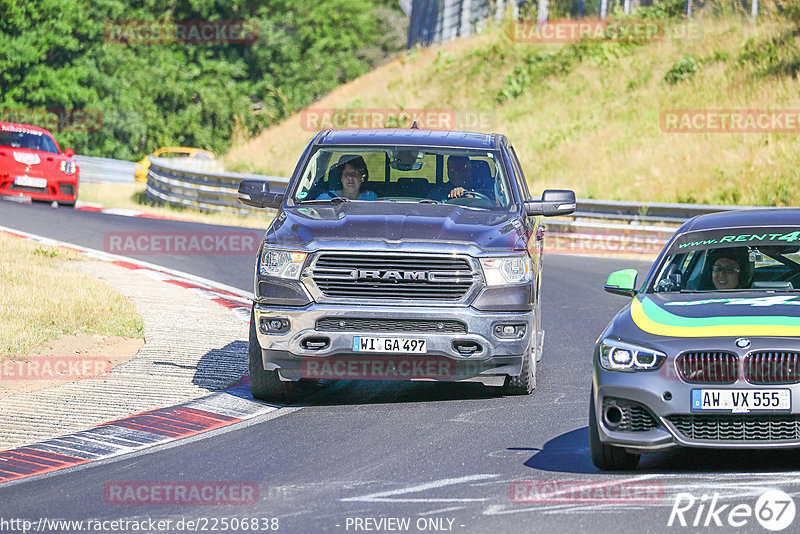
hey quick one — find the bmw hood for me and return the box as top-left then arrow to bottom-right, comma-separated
611,292 -> 800,342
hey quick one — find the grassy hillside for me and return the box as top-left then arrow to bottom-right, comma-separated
226,9 -> 800,206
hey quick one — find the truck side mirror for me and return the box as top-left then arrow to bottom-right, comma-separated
524,189 -> 576,217
238,179 -> 283,209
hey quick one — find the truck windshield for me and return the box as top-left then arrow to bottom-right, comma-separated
291,146 -> 513,210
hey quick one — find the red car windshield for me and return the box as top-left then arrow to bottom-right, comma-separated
0,130 -> 59,154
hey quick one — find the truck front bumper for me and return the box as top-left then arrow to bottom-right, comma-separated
253,303 -> 535,385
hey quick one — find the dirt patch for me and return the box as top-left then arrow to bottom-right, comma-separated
0,333 -> 143,398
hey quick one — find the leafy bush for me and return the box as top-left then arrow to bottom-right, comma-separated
663,54 -> 702,84
0,0 -> 407,160
636,0 -> 686,19
737,30 -> 800,77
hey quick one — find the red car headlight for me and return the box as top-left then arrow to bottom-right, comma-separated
60,160 -> 77,175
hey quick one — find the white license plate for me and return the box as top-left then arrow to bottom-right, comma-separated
15,175 -> 47,188
692,389 -> 791,412
352,336 -> 427,354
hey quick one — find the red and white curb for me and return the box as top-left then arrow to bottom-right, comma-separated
0,225 -> 254,322
75,201 -> 191,222
0,379 -> 274,484
0,225 -> 273,484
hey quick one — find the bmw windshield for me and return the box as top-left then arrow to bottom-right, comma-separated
652,227 -> 800,292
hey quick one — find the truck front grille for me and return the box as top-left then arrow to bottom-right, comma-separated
316,317 -> 467,333
311,253 -> 475,301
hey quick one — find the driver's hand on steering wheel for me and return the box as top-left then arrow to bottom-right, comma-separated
448,187 -> 473,199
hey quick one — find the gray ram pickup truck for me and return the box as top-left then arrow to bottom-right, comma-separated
238,128 -> 575,401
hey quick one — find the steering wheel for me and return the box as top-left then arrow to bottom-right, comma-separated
444,190 -> 492,203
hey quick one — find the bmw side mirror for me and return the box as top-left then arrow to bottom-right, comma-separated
524,189 -> 576,217
238,179 -> 283,209
64,148 -> 75,157
604,269 -> 639,297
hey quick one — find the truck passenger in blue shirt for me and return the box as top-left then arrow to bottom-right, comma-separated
316,156 -> 377,201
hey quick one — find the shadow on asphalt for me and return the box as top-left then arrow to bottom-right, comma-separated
523,426 -> 800,475
190,340 -> 249,390
289,378 -> 505,406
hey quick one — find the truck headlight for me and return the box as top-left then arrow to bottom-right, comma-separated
599,339 -> 666,372
259,249 -> 307,279
480,255 -> 533,286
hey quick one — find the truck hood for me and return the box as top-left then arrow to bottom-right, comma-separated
267,202 -> 526,251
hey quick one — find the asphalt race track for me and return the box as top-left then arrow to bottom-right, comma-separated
2,201 -> 800,534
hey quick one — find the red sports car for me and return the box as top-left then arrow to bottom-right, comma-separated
0,122 -> 79,206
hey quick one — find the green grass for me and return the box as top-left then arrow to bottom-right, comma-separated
0,233 -> 144,357
227,5 -> 800,206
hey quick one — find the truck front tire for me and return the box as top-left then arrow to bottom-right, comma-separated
498,340 -> 537,395
249,309 -> 300,402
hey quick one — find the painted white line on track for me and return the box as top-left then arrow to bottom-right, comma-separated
0,223 -> 253,303
341,474 -> 500,503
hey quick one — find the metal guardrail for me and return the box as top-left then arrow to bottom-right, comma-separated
572,198 -> 763,224
74,155 -> 135,184
551,199 -> 767,255
544,218 -> 678,256
144,159 -> 774,256
145,161 -> 756,225
145,157 -> 288,216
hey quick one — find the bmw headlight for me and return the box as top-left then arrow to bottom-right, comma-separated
60,160 -> 76,175
480,255 -> 533,286
259,249 -> 307,279
599,339 -> 666,372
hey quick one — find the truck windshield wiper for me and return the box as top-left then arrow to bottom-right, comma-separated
418,199 -> 440,204
299,196 -> 349,204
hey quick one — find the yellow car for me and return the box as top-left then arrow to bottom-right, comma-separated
135,147 -> 215,182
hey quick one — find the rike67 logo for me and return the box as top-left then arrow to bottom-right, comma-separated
668,490 -> 796,531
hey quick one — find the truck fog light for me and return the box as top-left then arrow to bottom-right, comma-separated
493,323 -> 526,339
260,317 -> 290,334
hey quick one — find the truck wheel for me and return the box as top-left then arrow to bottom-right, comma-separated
589,390 -> 640,470
249,309 -> 299,402
499,345 -> 536,395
